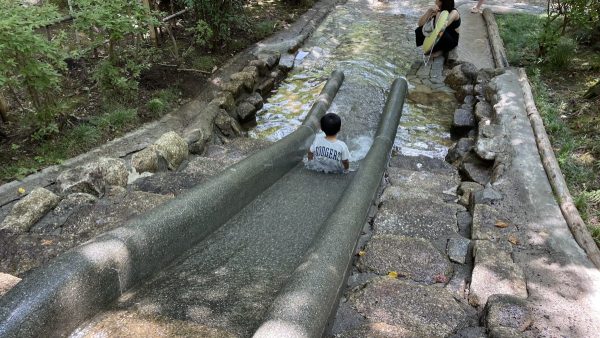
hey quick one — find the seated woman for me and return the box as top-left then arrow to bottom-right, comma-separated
415,0 -> 461,58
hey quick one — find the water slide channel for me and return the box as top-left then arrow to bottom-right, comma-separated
0,0 -> 456,337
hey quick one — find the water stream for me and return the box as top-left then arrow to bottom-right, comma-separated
250,0 -> 455,161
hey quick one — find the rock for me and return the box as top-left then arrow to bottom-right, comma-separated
349,277 -> 474,338
458,181 -> 484,207
460,62 -> 478,83
211,91 -> 236,113
475,123 -> 505,161
0,272 -> 21,297
242,65 -> 259,79
469,240 -> 527,307
184,128 -> 211,155
278,53 -> 296,71
154,131 -> 188,170
230,71 -> 257,90
257,78 -> 275,96
447,236 -> 470,264
221,79 -> 246,96
0,188 -> 60,232
245,92 -> 264,110
60,190 -> 174,240
249,59 -> 268,76
474,101 -> 493,121
358,235 -> 452,284
461,160 -> 491,186
446,138 -> 474,163
131,145 -> 168,174
456,210 -> 473,237
445,64 -> 470,90
269,69 -> 285,83
484,294 -> 532,332
452,108 -> 476,129
455,84 -> 475,102
57,157 -> 128,196
214,111 -> 242,137
258,52 -> 280,69
470,184 -> 502,210
31,193 -> 97,233
464,95 -> 476,106
236,101 -> 259,122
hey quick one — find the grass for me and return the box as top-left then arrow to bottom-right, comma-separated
497,13 -> 600,245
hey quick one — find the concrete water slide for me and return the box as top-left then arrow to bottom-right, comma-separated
0,72 -> 408,337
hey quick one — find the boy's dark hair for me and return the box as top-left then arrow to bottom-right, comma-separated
439,0 -> 455,12
320,113 -> 341,136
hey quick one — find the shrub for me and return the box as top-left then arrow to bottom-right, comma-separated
547,37 -> 577,68
0,1 -> 66,121
147,98 -> 166,116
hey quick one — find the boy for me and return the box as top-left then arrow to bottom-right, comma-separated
306,113 -> 350,174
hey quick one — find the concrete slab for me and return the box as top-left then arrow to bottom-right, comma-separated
373,199 -> 459,250
357,235 -> 452,284
349,277 -> 475,338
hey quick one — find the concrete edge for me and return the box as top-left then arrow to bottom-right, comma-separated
0,71 -> 345,338
253,78 -> 408,338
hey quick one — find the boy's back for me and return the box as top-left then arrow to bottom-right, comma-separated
307,133 -> 350,174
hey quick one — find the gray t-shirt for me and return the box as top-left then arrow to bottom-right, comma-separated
306,134 -> 350,174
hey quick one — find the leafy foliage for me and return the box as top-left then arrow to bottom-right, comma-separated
0,0 -> 66,117
179,0 -> 246,45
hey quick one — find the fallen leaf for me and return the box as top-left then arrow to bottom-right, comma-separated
41,239 -> 54,246
495,220 -> 509,228
508,234 -> 520,245
17,187 -> 26,194
433,273 -> 449,283
357,250 -> 366,256
388,271 -> 398,279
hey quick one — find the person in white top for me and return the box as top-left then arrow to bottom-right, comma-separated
306,113 -> 350,174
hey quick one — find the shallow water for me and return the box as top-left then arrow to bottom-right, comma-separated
250,0 -> 455,161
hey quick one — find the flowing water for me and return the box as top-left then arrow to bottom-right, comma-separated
250,0 -> 455,161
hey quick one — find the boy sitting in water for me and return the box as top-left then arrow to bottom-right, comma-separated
306,113 -> 350,174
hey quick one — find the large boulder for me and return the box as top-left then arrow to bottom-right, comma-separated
445,64 -> 470,90
57,157 -> 128,196
154,131 -> 188,170
131,145 -> 168,174
0,187 -> 60,232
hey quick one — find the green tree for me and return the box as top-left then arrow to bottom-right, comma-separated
0,1 -> 66,119
179,0 -> 245,46
71,0 -> 159,98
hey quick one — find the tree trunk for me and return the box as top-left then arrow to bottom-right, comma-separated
0,93 -> 8,123
583,80 -> 600,99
